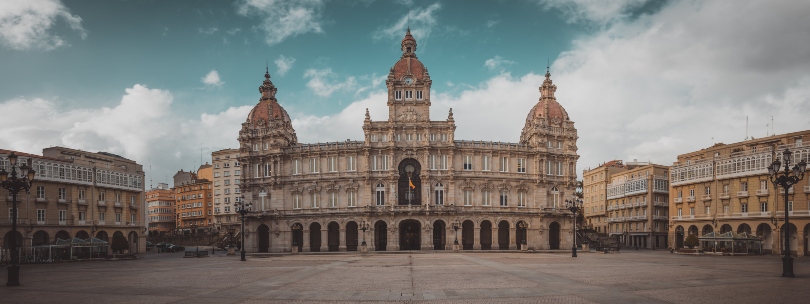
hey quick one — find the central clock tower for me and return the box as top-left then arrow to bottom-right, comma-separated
387,28 -> 432,123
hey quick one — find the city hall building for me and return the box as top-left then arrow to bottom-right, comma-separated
236,30 -> 580,253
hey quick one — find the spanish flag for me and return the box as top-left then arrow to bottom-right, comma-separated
409,178 -> 416,189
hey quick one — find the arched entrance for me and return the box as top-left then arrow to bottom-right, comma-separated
95,231 -> 109,242
548,222 -> 559,249
55,230 -> 70,240
328,222 -> 340,251
76,230 -> 90,239
784,223 -> 798,256
688,225 -> 698,236
675,226 -> 684,248
756,223 -> 773,253
804,224 -> 810,257
498,221 -> 510,249
291,223 -> 303,251
2,230 -> 23,250
397,158 -> 422,205
432,220 -> 446,250
375,221 -> 387,251
32,230 -> 50,246
399,220 -> 421,250
701,225 -> 713,236
720,224 -> 732,233
346,221 -> 358,251
309,223 -> 322,252
257,224 -> 270,252
480,220 -> 492,250
128,232 -> 139,253
461,220 -> 474,250
737,223 -> 752,234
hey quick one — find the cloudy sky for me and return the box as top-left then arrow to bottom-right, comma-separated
1,0 -> 809,187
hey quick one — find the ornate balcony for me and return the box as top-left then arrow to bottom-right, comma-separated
756,189 -> 769,196
718,193 -> 730,199
686,196 -> 696,203
97,200 -> 107,206
674,197 -> 683,203
779,187 -> 794,195
702,195 -> 712,201
57,198 -> 70,205
737,191 -> 749,197
78,199 -> 88,206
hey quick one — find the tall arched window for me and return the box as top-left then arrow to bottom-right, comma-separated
434,183 -> 444,205
550,186 -> 560,208
375,183 -> 385,206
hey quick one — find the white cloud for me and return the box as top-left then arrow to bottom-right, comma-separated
484,55 -> 516,72
227,28 -> 241,35
550,0 -> 810,170
537,0 -> 648,25
303,68 -> 357,97
236,0 -> 325,46
0,85 -> 252,187
201,70 -> 224,87
0,0 -> 86,51
274,55 -> 296,76
198,27 -> 218,35
485,19 -> 500,28
373,3 -> 441,44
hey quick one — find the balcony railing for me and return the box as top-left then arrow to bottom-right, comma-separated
805,186 -> 810,193
653,202 -> 668,207
674,197 -> 683,203
686,196 -> 696,203
719,193 -> 730,199
58,198 -> 70,204
36,197 -> 50,203
702,195 -> 712,201
737,191 -> 749,197
78,199 -> 88,205
114,201 -> 123,207
98,200 -> 107,206
652,215 -> 667,221
129,204 -> 139,209
755,189 -> 768,196
0,219 -> 30,225
779,187 -> 794,194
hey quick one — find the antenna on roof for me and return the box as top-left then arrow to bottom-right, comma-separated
746,116 -> 749,140
407,11 -> 410,30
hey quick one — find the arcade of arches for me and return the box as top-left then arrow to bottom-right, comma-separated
241,218 -> 570,252
1,229 -> 142,254
671,221 -> 810,256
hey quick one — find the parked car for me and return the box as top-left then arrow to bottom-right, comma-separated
146,241 -> 155,248
168,245 -> 185,252
155,242 -> 173,252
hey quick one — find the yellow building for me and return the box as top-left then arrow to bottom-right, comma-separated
582,160 -> 630,234
146,183 -> 175,236
669,130 -> 810,256
173,164 -> 213,234
605,163 -> 670,248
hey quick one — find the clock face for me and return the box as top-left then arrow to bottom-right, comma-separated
404,77 -> 413,84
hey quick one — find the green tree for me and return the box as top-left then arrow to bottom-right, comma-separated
111,234 -> 130,254
684,234 -> 700,248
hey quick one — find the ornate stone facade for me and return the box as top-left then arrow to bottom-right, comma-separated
237,30 -> 580,253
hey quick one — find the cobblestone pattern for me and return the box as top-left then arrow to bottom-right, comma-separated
1,250 -> 810,303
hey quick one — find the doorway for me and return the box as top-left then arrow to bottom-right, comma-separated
433,220 -> 446,250
548,222 -> 560,250
375,221 -> 387,251
399,219 -> 421,250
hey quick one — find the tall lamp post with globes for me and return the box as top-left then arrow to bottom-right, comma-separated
768,148 -> 806,277
565,197 -> 583,257
0,152 -> 36,286
235,195 -> 253,261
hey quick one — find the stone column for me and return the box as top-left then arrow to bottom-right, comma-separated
473,227 -> 481,250
320,229 -> 328,252
492,227 -> 500,250
339,228 -> 347,251
303,229 -> 311,252
369,228 -> 376,251
422,225 -> 431,250
509,227 -> 517,250
388,227 -> 398,251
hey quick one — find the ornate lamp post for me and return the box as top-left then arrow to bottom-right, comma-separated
235,196 -> 253,261
360,220 -> 369,246
0,152 -> 36,286
565,197 -> 583,257
768,148 -> 806,277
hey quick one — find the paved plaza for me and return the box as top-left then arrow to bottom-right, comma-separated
1,250 -> 810,303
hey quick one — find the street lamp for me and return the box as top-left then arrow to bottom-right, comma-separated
0,152 -> 36,286
517,221 -> 528,246
235,195 -> 253,261
360,221 -> 369,246
768,148 -> 806,277
565,197 -> 583,257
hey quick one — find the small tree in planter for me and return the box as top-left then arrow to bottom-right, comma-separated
684,234 -> 700,249
111,234 -> 130,254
